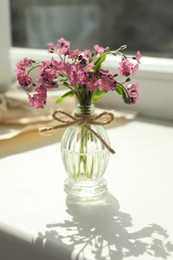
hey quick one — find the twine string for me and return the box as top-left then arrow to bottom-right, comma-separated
39,110 -> 116,154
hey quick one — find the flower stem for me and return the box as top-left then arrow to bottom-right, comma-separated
27,64 -> 41,74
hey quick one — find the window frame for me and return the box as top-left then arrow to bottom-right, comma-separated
0,0 -> 11,91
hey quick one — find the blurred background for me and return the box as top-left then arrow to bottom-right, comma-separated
10,0 -> 173,58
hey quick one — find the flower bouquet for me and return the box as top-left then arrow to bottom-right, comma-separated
16,37 -> 141,197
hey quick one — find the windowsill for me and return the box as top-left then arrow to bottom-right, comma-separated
10,47 -> 173,75
0,116 -> 173,259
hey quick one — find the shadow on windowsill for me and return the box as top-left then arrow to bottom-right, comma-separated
34,193 -> 173,260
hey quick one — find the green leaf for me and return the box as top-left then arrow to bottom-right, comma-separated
116,84 -> 132,104
94,53 -> 107,73
92,89 -> 107,102
55,90 -> 74,104
116,84 -> 127,98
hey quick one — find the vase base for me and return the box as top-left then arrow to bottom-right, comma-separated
64,178 -> 108,198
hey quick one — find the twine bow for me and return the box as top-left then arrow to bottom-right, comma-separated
39,110 -> 116,154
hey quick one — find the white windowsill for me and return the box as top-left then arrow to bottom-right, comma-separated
10,47 -> 173,75
0,117 -> 173,260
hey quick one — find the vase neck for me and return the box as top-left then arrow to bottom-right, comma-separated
75,104 -> 95,115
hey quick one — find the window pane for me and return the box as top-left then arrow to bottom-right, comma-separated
10,0 -> 173,58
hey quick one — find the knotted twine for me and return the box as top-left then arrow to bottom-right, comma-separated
39,110 -> 116,154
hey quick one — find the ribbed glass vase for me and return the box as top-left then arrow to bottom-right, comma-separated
61,104 -> 110,198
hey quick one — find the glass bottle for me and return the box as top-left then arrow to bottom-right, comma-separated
61,104 -> 110,198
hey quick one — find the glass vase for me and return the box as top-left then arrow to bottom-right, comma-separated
61,104 -> 110,198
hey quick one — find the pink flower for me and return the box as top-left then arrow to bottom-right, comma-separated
94,44 -> 104,54
43,68 -> 57,81
78,72 -> 89,85
127,83 -> 139,104
47,42 -> 54,52
85,62 -> 95,73
132,64 -> 139,76
98,68 -> 110,78
99,68 -> 109,75
37,60 -> 57,88
69,70 -> 79,85
136,50 -> 142,64
52,59 -> 65,71
54,37 -> 71,55
47,42 -> 54,48
87,78 -> 97,91
97,76 -> 116,91
17,69 -> 33,89
83,49 -> 92,59
68,49 -> 81,60
27,85 -> 47,109
58,37 -> 70,48
61,62 -> 72,77
39,60 -> 52,70
118,59 -> 134,77
16,58 -> 33,71
60,47 -> 69,55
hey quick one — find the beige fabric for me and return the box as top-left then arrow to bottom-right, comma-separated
0,87 -> 76,140
0,127 -> 65,158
